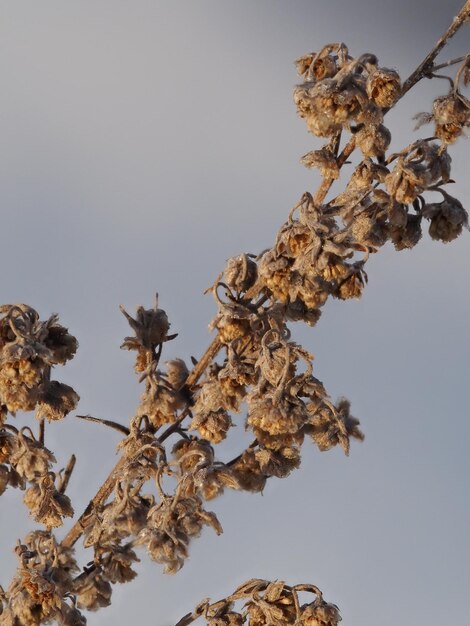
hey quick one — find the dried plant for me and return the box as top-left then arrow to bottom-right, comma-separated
0,3 -> 469,625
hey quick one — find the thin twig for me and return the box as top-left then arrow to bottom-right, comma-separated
401,1 -> 470,97
58,455 -> 76,494
38,418 -> 45,446
76,414 -> 130,436
432,54 -> 467,72
62,454 -> 128,548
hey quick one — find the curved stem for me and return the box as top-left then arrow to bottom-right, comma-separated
401,1 -> 470,97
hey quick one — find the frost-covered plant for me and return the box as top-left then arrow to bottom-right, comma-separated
0,2 -> 469,625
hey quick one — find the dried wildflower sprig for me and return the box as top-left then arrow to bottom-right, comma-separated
175,578 -> 341,626
2,4 -> 469,625
60,0 -> 469,577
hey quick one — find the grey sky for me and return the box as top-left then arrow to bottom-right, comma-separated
0,2 -> 469,625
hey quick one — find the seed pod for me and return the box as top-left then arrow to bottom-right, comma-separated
385,159 -> 431,204
300,148 -> 340,179
355,123 -> 391,158
44,324 -> 78,365
422,194 -> 468,243
120,296 -> 172,351
432,92 -> 470,144
301,601 -> 342,626
190,410 -> 232,443
231,449 -> 266,492
366,67 -> 401,107
224,254 -> 258,293
74,569 -> 112,611
36,381 -> 79,422
311,54 -> 338,80
295,53 -> 315,77
389,213 -> 422,250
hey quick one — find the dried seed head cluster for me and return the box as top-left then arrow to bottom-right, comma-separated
1,11 -> 469,625
294,46 -> 398,140
0,305 -> 78,419
177,579 -> 341,626
1,532 -> 81,626
415,57 -> 470,144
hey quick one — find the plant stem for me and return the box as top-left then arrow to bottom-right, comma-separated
58,454 -> 76,494
401,1 -> 470,97
432,55 -> 467,72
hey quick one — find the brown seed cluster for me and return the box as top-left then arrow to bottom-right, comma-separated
177,579 -> 341,626
0,305 -> 78,419
294,46 -> 398,140
1,15 -> 469,626
1,532 -> 82,626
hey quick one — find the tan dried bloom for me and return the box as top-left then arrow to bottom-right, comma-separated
349,206 -> 389,248
0,428 -> 15,463
138,379 -> 182,429
99,544 -> 140,584
230,448 -> 267,493
224,254 -> 258,293
0,359 -> 43,413
366,67 -> 401,107
306,397 -> 362,455
23,530 -> 79,593
36,381 -> 79,422
255,445 -> 301,479
0,306 -> 78,415
19,568 -> 62,619
138,494 -> 222,574
24,473 -> 74,528
74,567 -> 112,611
389,213 -> 422,250
247,394 -> 307,437
120,296 -> 171,351
310,54 -> 339,81
165,358 -> 190,390
246,582 -> 296,626
416,91 -> 470,144
86,480 -> 154,545
385,158 -> 430,204
190,409 -> 233,444
335,262 -> 367,300
300,147 -> 340,179
172,437 -> 215,473
422,192 -> 468,242
43,323 -> 78,365
354,123 -> 391,158
198,466 -> 240,500
301,601 -> 342,626
295,53 -> 316,78
9,430 -> 56,482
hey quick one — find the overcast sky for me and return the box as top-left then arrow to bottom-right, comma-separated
0,2 -> 469,625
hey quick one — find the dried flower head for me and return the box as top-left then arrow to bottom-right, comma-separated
36,381 -> 79,422
422,191 -> 468,242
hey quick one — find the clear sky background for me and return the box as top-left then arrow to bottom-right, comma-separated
0,1 -> 469,625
